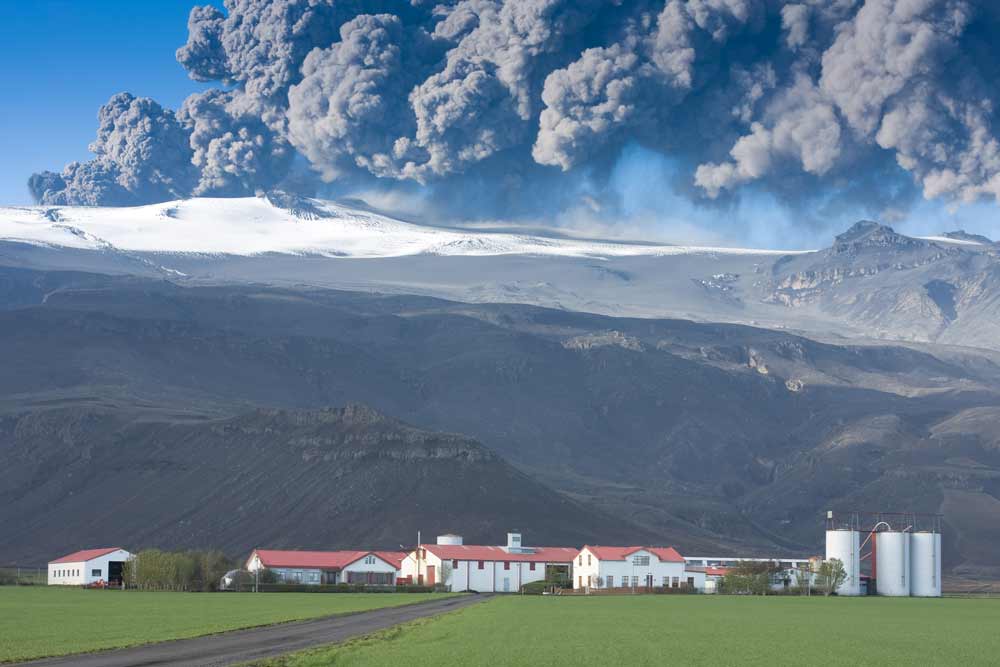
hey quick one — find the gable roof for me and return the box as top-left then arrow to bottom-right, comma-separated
50,547 -> 125,564
583,546 -> 685,563
421,544 -> 578,563
249,549 -> 405,571
373,551 -> 409,570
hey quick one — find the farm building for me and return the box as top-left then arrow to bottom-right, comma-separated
401,533 -> 576,593
48,548 -> 132,586
245,549 -> 407,585
573,546 -> 693,590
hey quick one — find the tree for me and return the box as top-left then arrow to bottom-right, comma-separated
720,561 -> 781,595
816,559 -> 847,596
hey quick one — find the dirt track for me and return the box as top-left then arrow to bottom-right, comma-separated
14,594 -> 488,667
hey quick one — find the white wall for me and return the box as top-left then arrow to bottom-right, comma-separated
48,549 -> 132,586
405,550 -> 555,592
342,555 -> 399,584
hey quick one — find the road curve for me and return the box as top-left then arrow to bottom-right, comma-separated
13,594 -> 489,667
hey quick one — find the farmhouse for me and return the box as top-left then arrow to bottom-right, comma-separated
246,549 -> 407,585
573,546 -> 693,590
48,548 -> 133,586
401,533 -> 576,593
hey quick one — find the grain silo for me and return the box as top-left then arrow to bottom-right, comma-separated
875,530 -> 911,596
910,531 -> 942,597
825,528 -> 861,596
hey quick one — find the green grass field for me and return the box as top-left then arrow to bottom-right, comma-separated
0,587 -> 453,663
258,595 -> 1000,667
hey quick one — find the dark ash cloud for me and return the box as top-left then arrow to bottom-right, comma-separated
28,0 -> 1000,228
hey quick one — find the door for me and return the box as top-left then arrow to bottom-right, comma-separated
107,561 -> 124,586
503,577 -> 510,592
427,565 -> 435,587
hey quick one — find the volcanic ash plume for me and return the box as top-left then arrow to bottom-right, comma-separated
28,0 -> 1000,224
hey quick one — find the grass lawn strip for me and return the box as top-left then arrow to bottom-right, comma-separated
244,595 -> 1000,667
0,587 -> 456,663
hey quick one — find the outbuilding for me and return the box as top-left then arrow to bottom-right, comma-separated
245,549 -> 407,585
48,548 -> 133,587
401,533 -> 576,593
573,546 -> 691,591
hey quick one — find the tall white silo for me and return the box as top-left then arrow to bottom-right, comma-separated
910,531 -> 942,597
876,531 -> 911,596
825,529 -> 861,596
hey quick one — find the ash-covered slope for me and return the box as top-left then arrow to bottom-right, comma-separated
3,195 -> 999,352
763,221 -> 1000,349
2,266 -> 1000,574
0,404 -> 656,564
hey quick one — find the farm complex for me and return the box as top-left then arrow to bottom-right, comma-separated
43,511 -> 944,598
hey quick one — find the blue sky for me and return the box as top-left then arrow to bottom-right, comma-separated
0,1 -> 210,205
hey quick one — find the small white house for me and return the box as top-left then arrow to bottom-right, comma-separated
573,546 -> 691,590
245,549 -> 406,585
401,533 -> 577,593
48,548 -> 133,586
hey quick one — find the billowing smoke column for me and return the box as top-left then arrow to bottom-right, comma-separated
28,0 -> 1000,221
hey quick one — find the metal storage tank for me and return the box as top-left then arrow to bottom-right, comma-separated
876,531 -> 911,596
825,529 -> 861,596
910,531 -> 942,597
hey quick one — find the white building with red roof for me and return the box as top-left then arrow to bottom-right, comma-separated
400,532 -> 576,593
245,549 -> 408,586
573,545 -> 696,591
48,547 -> 133,586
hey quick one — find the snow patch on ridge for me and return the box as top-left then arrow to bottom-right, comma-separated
0,196 -> 807,259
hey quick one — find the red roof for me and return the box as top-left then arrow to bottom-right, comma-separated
50,547 -> 124,564
249,549 -> 406,571
421,544 -> 578,563
583,546 -> 686,563
686,565 -> 729,576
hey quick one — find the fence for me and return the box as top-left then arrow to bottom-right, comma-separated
0,565 -> 46,585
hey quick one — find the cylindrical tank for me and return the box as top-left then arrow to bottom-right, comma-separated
876,531 -> 911,596
436,534 -> 463,545
825,529 -> 861,596
910,531 -> 942,597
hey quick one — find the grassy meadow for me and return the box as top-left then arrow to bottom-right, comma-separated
258,595 -> 1000,667
0,587 -> 452,662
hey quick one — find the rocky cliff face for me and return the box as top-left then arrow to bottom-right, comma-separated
0,404 -> 656,564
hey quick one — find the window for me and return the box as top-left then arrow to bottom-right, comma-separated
672,576 -> 679,588
364,555 -> 376,565
578,555 -> 583,566
587,575 -> 591,587
478,561 -> 485,570
687,577 -> 695,588
663,577 -> 669,586
632,555 -> 650,566
504,562 -> 510,571
453,559 -> 459,568
587,554 -> 591,566
606,575 -> 613,588
578,575 -> 582,587
631,576 -> 639,587
529,562 -> 536,571
92,569 -> 101,577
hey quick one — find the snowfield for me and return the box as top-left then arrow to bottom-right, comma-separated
0,196 -> 803,259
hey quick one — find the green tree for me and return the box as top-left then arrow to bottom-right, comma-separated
816,559 -> 847,596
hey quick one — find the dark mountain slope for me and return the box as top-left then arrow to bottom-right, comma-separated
1,266 -> 999,573
0,405 -> 663,564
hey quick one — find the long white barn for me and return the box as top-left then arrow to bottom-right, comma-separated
48,547 -> 132,587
